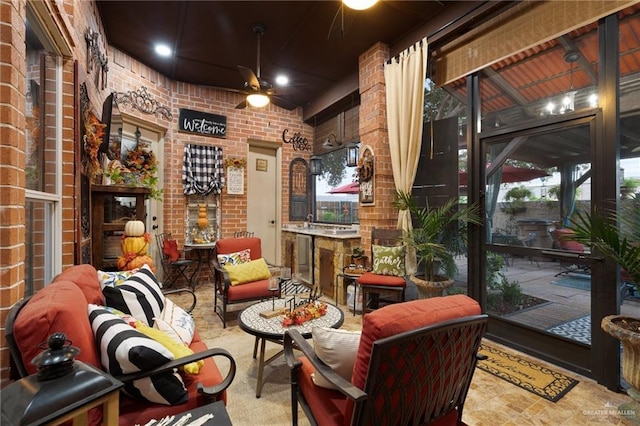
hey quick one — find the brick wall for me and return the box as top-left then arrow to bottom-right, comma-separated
0,0 -> 314,386
357,42 -> 396,256
0,0 -> 27,385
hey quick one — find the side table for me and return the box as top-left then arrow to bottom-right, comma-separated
239,299 -> 344,397
335,271 -> 363,314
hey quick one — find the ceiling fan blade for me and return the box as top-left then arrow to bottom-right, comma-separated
271,96 -> 297,111
235,99 -> 248,109
238,65 -> 261,91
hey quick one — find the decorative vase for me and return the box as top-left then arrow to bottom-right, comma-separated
197,204 -> 209,229
602,315 -> 640,425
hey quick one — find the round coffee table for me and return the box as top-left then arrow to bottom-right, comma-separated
239,299 -> 344,397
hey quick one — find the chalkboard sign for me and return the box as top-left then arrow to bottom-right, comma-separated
179,108 -> 227,138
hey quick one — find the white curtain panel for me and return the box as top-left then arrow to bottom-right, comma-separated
384,37 -> 428,232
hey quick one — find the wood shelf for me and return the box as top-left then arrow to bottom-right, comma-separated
91,185 -> 150,270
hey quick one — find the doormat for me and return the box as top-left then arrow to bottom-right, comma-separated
547,315 -> 591,344
477,343 -> 579,402
550,273 -> 591,290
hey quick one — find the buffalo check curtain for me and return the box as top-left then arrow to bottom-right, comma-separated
182,144 -> 225,195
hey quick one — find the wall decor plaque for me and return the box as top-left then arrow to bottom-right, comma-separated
179,108 -> 227,138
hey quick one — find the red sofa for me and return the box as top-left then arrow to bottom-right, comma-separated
6,264 -> 234,426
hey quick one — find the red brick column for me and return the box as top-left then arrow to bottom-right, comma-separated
358,42 -> 397,254
0,0 -> 26,385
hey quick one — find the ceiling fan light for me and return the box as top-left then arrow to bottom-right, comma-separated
343,0 -> 378,10
246,93 -> 270,108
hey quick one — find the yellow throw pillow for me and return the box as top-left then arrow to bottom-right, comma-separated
135,320 -> 203,374
224,257 -> 272,286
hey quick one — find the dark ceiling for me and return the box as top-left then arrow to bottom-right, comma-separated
96,1 -> 478,117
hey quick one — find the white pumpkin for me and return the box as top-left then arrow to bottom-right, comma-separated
124,220 -> 145,237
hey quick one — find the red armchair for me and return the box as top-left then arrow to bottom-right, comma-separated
284,295 -> 487,426
212,236 -> 280,328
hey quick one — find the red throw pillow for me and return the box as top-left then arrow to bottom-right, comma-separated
163,239 -> 180,262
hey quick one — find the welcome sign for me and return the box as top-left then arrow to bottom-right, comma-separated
179,108 -> 227,138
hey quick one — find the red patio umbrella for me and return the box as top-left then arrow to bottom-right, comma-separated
327,181 -> 360,194
459,165 -> 548,186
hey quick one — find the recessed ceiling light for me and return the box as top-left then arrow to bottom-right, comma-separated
275,75 -> 289,86
155,44 -> 172,57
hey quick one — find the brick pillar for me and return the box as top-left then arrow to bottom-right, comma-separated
0,0 -> 27,386
358,42 -> 396,254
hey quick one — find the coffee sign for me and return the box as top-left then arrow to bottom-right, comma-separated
179,108 -> 227,138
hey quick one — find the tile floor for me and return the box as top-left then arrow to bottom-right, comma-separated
176,269 -> 636,426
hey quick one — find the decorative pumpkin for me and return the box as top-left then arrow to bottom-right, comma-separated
121,235 -> 149,256
124,220 -> 145,237
197,204 -> 209,229
117,253 -> 155,272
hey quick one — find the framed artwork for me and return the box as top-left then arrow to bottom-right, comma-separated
227,167 -> 244,195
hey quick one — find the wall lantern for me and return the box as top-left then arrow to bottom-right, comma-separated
346,142 -> 359,167
309,155 -> 322,176
1,333 -> 123,425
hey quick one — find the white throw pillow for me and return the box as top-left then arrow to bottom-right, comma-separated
154,298 -> 196,346
311,326 -> 361,390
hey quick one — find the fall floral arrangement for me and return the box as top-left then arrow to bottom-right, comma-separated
282,301 -> 328,327
112,144 -> 163,201
225,157 -> 247,169
83,110 -> 106,177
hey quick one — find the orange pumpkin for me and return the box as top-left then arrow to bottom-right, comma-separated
117,253 -> 155,272
121,236 -> 149,256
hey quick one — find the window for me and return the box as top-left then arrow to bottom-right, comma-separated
24,9 -> 62,294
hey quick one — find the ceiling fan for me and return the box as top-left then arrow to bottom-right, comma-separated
235,24 -> 297,111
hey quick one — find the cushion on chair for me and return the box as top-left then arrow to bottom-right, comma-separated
311,327 -> 361,390
223,258 -> 272,285
356,271 -> 406,287
54,263 -> 105,305
118,339 -> 228,426
163,239 -> 180,262
226,279 -> 273,301
89,305 -> 188,405
153,297 -> 196,346
217,248 -> 251,266
371,244 -> 406,276
98,269 -> 139,289
12,281 -> 102,376
351,295 -> 481,390
299,356 -> 350,425
134,320 -> 203,375
216,237 -> 262,260
102,264 -> 165,326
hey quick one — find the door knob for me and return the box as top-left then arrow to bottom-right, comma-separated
269,220 -> 276,224
152,224 -> 159,230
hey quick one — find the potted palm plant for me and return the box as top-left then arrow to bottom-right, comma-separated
392,191 -> 481,297
568,202 -> 640,422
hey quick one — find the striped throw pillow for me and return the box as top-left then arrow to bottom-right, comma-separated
88,305 -> 187,405
103,264 -> 164,326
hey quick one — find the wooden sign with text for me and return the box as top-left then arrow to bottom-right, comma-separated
179,108 -> 227,138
